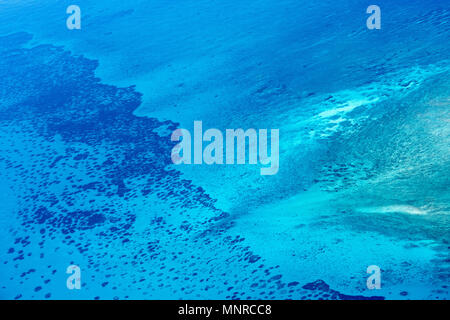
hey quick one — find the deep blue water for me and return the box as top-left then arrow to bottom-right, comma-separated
0,0 -> 449,300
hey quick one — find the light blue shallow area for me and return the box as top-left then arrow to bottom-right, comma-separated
0,0 -> 448,300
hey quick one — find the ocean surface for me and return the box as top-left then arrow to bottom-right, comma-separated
0,0 -> 449,300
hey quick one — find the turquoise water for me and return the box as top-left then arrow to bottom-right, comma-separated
0,0 -> 448,300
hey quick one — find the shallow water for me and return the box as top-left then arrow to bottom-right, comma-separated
0,0 -> 448,300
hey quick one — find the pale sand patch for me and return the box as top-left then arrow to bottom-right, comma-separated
359,205 -> 427,215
